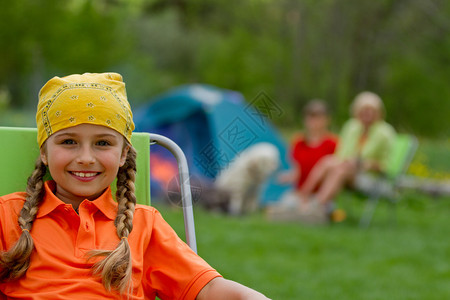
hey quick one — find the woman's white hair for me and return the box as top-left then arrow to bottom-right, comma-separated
351,91 -> 385,119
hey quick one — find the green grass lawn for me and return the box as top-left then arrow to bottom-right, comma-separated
154,191 -> 450,300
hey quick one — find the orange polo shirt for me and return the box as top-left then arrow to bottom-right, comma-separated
0,181 -> 221,299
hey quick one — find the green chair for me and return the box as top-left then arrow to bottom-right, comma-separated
0,126 -> 197,252
359,134 -> 418,227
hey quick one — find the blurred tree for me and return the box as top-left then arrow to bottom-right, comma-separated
0,0 -> 127,108
0,0 -> 449,136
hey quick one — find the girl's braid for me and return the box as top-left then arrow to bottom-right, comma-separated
115,146 -> 137,239
90,146 -> 137,294
0,157 -> 47,280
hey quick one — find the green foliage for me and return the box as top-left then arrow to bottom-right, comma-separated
0,0 -> 129,107
1,0 -> 449,136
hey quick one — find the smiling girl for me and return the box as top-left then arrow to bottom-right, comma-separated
0,73 -> 269,299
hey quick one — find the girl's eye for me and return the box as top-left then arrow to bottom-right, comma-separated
96,140 -> 111,146
62,139 -> 76,145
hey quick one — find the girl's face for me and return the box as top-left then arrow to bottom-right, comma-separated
40,124 -> 130,205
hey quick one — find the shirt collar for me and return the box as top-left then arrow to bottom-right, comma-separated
36,181 -> 118,220
90,186 -> 118,220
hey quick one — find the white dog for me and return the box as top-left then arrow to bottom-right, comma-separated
214,142 -> 280,215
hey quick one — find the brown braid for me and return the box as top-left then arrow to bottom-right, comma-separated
0,157 -> 47,280
89,146 -> 137,293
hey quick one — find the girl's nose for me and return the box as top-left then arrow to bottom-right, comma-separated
76,145 -> 96,165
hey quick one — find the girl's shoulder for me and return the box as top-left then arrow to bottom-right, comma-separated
0,191 -> 27,204
132,205 -> 179,237
135,204 -> 158,214
0,192 -> 27,217
133,204 -> 161,224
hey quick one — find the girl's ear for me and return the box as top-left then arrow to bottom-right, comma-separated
40,147 -> 48,165
120,145 -> 131,167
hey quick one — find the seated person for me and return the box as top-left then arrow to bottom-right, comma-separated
300,91 -> 396,218
279,99 -> 337,191
268,100 -> 337,220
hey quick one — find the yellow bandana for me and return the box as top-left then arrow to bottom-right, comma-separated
36,72 -> 135,147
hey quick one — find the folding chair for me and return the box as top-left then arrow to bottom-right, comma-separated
359,134 -> 418,228
0,126 -> 197,253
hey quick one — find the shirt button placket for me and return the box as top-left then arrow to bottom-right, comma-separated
75,202 -> 96,257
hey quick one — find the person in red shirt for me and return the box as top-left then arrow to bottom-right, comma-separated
279,100 -> 337,192
0,73 -> 269,299
269,100 -> 337,222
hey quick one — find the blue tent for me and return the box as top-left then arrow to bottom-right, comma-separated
134,84 -> 291,204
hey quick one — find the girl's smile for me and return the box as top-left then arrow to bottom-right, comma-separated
70,171 -> 101,181
40,123 -> 130,209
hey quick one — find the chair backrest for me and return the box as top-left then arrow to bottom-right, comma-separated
385,134 -> 418,180
0,126 -> 150,205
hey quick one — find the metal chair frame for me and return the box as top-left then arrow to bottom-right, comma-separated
149,134 -> 197,253
359,134 -> 418,228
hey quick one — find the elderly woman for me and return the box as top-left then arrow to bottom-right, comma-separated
299,91 -> 396,218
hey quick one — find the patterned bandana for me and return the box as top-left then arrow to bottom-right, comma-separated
36,72 -> 135,147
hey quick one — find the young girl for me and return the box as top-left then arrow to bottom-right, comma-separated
0,73 -> 269,299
